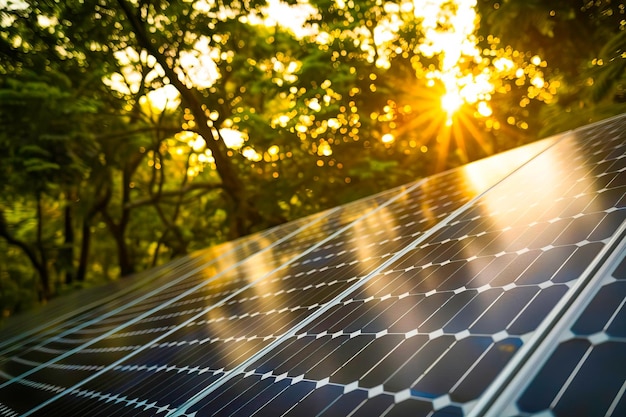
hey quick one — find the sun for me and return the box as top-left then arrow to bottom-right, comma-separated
441,89 -> 465,125
413,0 -> 494,118
385,0 -> 510,171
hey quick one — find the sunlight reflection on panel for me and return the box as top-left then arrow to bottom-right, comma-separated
350,205 -> 399,267
460,136 -> 557,197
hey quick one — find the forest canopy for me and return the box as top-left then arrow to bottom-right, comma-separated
0,0 -> 624,317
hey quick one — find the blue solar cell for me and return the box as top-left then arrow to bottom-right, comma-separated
357,335 -> 428,389
330,335 -> 403,384
349,394 -> 395,416
418,291 -> 476,332
450,337 -> 522,403
506,284 -> 569,335
382,398 -> 433,417
613,255 -> 626,279
571,281 -> 626,335
551,243 -> 604,283
469,287 -> 538,333
516,327 -> 593,414
317,389 -> 368,416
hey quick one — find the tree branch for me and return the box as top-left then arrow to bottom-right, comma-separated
95,126 -> 182,141
124,182 -> 224,210
116,0 -> 262,237
0,209 -> 46,283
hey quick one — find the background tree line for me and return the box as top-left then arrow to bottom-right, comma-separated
0,0 -> 624,318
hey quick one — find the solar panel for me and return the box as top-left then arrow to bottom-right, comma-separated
0,113 -> 625,417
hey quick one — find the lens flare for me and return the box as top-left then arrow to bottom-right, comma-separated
414,0 -> 493,119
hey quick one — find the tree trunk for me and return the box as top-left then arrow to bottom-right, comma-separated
114,230 -> 135,277
100,213 -> 135,277
35,194 -> 51,300
62,199 -> 75,285
76,217 -> 90,282
0,209 -> 49,300
115,0 -> 261,237
76,183 -> 112,282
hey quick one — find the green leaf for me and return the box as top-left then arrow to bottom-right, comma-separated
22,159 -> 61,172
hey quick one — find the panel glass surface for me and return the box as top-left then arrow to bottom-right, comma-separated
179,116 -> 626,417
509,248 -> 626,417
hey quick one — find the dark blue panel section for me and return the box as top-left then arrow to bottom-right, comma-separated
612,254 -> 626,279
383,398 -> 433,417
571,281 -> 626,335
317,389 -> 368,416
507,284 -> 569,335
552,342 -> 626,417
349,394 -> 395,416
410,336 -> 493,396
282,384 -> 344,415
450,338 -> 522,403
515,251 -> 626,416
0,374 -> 58,416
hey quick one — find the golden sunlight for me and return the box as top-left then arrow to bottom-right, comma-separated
382,133 -> 395,144
441,88 -> 464,124
142,84 -> 180,112
414,0 -> 493,121
389,0 -> 554,172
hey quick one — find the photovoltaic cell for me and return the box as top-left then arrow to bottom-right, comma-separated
486,239 -> 626,417
0,113 -> 625,417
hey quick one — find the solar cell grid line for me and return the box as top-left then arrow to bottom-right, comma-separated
5,183 -> 419,416
171,114 -> 626,417
479,230 -> 626,417
0,205 -> 346,411
154,138 -> 558,417
9,138 -> 548,417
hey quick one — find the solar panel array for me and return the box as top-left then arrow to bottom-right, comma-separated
1,113 -> 625,417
